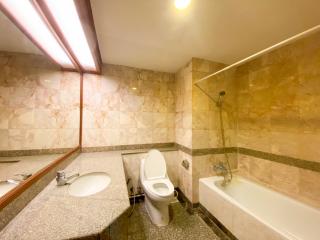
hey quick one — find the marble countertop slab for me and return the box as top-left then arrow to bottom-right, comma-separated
0,152 -> 130,240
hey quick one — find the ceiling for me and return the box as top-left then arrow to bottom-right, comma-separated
0,0 -> 320,73
0,11 -> 42,55
91,0 -> 320,72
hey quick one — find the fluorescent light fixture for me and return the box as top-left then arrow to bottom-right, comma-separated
41,0 -> 97,72
0,0 -> 75,69
175,0 -> 191,9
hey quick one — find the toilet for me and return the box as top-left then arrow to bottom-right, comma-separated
140,149 -> 174,226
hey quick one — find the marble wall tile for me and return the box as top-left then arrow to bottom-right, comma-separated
192,153 -> 237,203
238,154 -> 320,208
83,64 -> 175,147
175,61 -> 193,149
152,128 -> 167,143
0,52 -> 80,151
0,130 -> 8,150
235,31 -> 320,162
233,32 -> 320,207
9,108 -> 34,129
298,169 -> 320,207
177,150 -> 193,201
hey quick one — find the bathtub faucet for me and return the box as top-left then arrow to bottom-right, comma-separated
213,162 -> 231,186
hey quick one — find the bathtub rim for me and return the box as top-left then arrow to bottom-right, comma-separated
199,175 -> 320,240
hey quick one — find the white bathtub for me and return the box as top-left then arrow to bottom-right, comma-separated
199,176 -> 320,240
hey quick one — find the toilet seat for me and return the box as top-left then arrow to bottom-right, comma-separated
143,178 -> 174,198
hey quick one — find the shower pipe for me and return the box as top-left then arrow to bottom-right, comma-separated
217,91 -> 233,183
194,84 -> 233,182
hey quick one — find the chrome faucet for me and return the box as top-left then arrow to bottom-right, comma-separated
213,162 -> 231,186
6,173 -> 32,185
15,173 -> 32,180
56,171 -> 79,186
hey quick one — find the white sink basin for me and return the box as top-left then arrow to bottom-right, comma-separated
68,172 -> 111,197
0,181 -> 18,197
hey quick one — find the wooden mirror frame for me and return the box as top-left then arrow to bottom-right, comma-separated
0,0 -> 100,210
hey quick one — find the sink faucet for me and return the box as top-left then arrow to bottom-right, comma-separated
15,173 -> 32,180
213,162 -> 231,186
56,171 -> 79,186
6,173 -> 32,185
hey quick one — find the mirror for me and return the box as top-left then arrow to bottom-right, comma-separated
0,11 -> 80,198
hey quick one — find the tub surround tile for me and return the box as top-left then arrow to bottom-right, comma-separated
237,147 -> 320,173
187,32 -> 320,212
174,142 -> 320,205
233,32 -> 320,209
0,152 -> 130,239
174,143 -> 320,173
238,154 -> 320,209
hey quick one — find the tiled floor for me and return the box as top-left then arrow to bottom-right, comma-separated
128,202 -> 220,240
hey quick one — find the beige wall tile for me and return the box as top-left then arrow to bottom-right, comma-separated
0,52 -> 80,150
83,64 -> 175,147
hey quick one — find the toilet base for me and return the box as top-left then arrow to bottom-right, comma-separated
144,195 -> 170,227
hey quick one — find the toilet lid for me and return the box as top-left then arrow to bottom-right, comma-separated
144,149 -> 166,180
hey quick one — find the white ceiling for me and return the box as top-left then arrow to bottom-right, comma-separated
0,1 -> 319,72
91,0 -> 320,72
0,11 -> 42,55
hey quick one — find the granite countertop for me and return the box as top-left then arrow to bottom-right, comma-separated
0,152 -> 130,240
0,154 -> 62,181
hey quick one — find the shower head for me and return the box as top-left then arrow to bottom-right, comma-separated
219,91 -> 226,96
217,91 -> 226,107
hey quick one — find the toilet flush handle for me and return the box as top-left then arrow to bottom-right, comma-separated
181,160 -> 189,170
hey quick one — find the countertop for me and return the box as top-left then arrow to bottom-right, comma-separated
0,152 -> 130,240
0,154 -> 62,181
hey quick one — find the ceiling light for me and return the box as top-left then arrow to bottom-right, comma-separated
0,0 -> 75,69
175,0 -> 191,9
38,0 -> 98,72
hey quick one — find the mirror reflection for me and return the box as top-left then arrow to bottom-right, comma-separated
0,11 -> 80,197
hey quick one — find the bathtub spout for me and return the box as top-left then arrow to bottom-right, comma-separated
213,162 -> 231,186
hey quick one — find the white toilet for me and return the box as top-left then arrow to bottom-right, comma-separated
140,149 -> 174,226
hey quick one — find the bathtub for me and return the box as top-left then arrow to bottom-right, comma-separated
199,176 -> 320,240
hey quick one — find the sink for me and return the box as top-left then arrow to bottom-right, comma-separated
0,181 -> 18,197
68,172 -> 111,197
